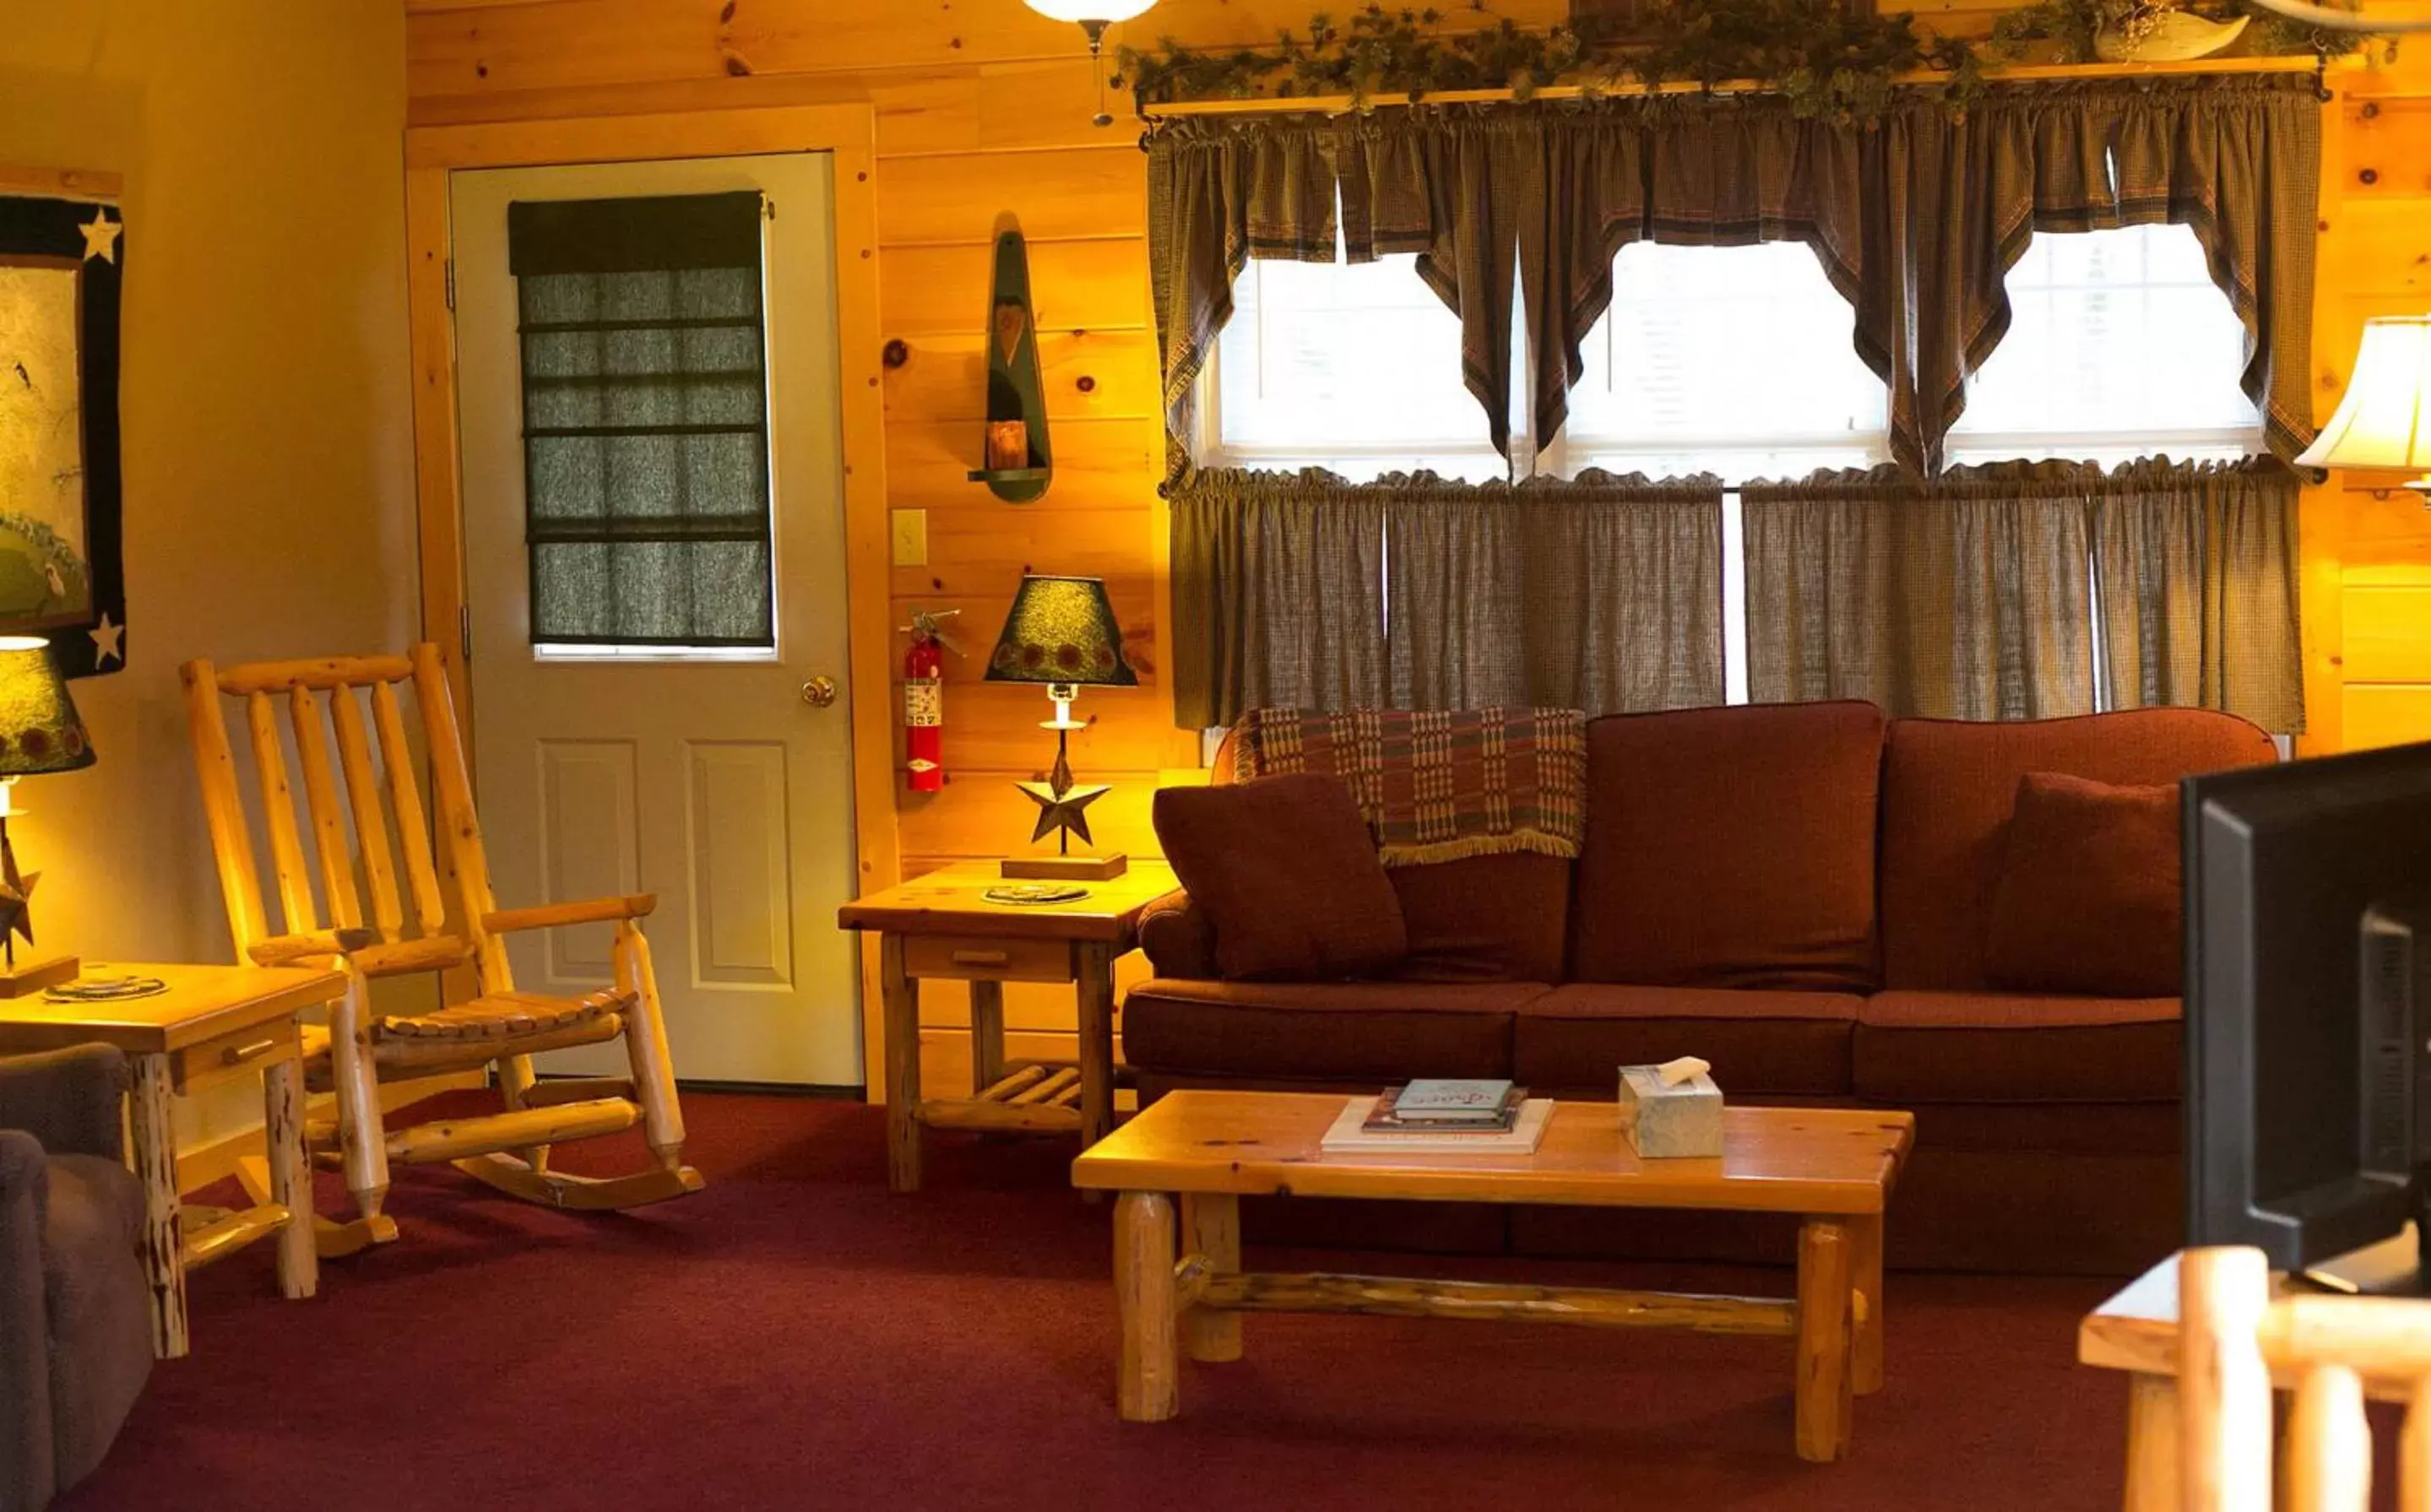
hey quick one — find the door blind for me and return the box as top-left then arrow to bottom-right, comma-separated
507,192 -> 774,648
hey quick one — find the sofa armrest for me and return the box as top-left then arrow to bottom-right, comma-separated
0,1127 -> 57,1512
1137,891 -> 1219,979
0,1046 -> 128,1162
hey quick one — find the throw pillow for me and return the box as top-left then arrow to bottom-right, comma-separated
1153,773 -> 1408,981
1984,771 -> 2182,998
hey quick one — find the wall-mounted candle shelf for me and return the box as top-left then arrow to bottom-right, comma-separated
967,221 -> 1051,503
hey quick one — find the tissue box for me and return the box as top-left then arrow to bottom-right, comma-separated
1617,1064 -> 1724,1159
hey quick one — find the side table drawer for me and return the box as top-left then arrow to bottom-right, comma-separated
903,936 -> 1074,984
172,1017 -> 301,1095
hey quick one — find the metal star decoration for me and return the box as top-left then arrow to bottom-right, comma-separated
0,864 -> 40,962
1015,778 -> 1109,849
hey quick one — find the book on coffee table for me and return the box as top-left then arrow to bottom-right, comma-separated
1321,1095 -> 1554,1155
1384,1079 -> 1516,1120
1365,1082 -> 1529,1134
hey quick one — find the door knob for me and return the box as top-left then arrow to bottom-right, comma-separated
800,675 -> 839,708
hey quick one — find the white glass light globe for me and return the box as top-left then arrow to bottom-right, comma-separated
1024,0 -> 1158,22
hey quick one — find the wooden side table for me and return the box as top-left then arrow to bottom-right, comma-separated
0,962 -> 344,1358
838,860 -> 1181,1193
2079,1244 -> 2420,1509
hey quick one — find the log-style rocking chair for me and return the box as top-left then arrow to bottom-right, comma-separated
180,643 -> 702,1254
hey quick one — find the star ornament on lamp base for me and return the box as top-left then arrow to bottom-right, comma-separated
1003,774 -> 1128,883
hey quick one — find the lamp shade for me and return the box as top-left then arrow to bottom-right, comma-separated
1024,0 -> 1158,21
2298,315 -> 2431,473
0,638 -> 94,777
985,575 -> 1138,687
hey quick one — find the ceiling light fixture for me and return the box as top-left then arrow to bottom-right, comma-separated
1024,0 -> 1159,127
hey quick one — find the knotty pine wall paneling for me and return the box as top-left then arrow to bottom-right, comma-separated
406,2 -> 2431,1084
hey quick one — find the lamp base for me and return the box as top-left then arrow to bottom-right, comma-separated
1001,853 -> 1128,882
0,954 -> 78,998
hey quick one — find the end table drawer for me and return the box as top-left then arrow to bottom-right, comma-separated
172,1018 -> 301,1094
903,936 -> 1073,984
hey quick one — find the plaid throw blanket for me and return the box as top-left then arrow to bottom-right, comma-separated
1230,708 -> 1588,867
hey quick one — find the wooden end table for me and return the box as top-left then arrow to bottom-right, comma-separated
838,860 -> 1181,1193
1072,1090 -> 1915,1463
0,962 -> 343,1358
2079,1247 -> 2419,1509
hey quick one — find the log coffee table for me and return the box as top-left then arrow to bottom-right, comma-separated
1072,1090 -> 1915,1463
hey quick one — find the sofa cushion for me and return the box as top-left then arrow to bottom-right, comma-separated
1880,708 -> 2276,990
1571,702 -> 1886,991
1121,978 -> 1544,1082
1985,772 -> 2182,997
1153,773 -> 1408,981
1388,853 -> 1572,984
1513,984 -> 1862,1097
1852,989 -> 2180,1104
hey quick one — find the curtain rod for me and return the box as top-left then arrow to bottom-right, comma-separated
1138,53 -> 2353,119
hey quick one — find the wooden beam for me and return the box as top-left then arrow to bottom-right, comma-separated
1194,1271 -> 1802,1336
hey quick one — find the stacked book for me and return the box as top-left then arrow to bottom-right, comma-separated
1319,1079 -> 1553,1155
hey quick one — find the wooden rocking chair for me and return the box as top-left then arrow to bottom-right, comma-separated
180,643 -> 703,1255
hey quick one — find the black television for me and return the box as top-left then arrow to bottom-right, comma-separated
2185,738 -> 2431,1283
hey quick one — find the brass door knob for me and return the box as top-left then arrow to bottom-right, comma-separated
800,675 -> 839,708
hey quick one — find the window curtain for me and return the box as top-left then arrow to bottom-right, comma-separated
1148,75 -> 2320,480
1386,471 -> 1725,713
1744,458 -> 2305,729
1742,463 -> 2097,719
2092,458 -> 2303,731
1170,469 -> 1722,726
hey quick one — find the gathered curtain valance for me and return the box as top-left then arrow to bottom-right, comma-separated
1742,456 -> 2302,729
1171,469 -> 1724,727
1148,74 -> 2321,479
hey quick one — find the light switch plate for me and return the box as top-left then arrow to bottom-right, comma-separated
891,508 -> 928,566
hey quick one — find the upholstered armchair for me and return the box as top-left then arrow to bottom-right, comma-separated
0,1045 -> 152,1511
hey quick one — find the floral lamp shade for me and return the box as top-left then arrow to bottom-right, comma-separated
0,637 -> 95,776
985,575 -> 1137,687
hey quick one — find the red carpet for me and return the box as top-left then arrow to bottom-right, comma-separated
67,1093 -> 2130,1510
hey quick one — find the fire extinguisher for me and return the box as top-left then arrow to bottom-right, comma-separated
902,608 -> 959,793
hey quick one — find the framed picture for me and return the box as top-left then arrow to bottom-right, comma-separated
0,169 -> 124,679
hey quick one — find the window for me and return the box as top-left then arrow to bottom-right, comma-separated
1945,222 -> 2264,468
508,192 -> 778,655
1202,251 -> 1506,482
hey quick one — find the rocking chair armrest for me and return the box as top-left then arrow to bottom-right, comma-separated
483,895 -> 658,935
247,929 -> 382,967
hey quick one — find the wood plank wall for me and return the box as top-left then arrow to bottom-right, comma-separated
405,0 -> 2431,1077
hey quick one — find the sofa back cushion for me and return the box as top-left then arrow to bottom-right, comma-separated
1570,701 -> 1887,991
1880,709 -> 2278,990
1983,772 -> 2183,997
1153,773 -> 1408,981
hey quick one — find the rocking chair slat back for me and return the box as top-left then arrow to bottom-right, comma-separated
288,686 -> 362,932
245,690 -> 320,940
328,687 -> 405,936
372,678 -> 448,936
182,648 -> 495,973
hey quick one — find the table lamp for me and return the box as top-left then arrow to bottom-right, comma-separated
2300,314 -> 2431,506
0,637 -> 95,996
985,574 -> 1137,881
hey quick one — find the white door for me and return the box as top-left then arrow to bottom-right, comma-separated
451,154 -> 861,1087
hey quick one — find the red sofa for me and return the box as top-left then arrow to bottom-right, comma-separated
1126,701 -> 2277,1276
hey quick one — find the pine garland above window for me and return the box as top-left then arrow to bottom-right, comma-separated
1119,0 -> 2384,122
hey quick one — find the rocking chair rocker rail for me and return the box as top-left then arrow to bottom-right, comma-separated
179,641 -> 703,1255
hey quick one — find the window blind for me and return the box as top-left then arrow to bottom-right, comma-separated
507,192 -> 774,648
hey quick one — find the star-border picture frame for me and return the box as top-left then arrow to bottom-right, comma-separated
0,167 -> 126,680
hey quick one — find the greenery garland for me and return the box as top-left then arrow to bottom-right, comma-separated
1118,0 -> 2384,122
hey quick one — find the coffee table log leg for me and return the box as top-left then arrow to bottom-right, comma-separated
1116,1191 -> 1180,1422
881,934 -> 923,1193
128,1052 -> 187,1360
1181,1192 -> 1242,1363
2122,1373 -> 2182,1512
1795,1217 -> 1855,1463
969,979 -> 1006,1094
1849,1211 -> 1884,1395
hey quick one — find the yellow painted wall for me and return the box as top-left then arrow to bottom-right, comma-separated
1,1 -> 418,1143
